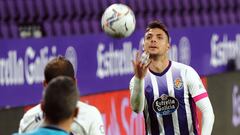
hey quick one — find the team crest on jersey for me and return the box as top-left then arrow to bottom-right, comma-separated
174,78 -> 183,90
152,94 -> 179,116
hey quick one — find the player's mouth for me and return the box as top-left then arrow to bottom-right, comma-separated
149,46 -> 158,49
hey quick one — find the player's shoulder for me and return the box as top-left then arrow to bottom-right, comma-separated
171,61 -> 194,71
77,101 -> 101,114
23,104 -> 42,118
19,104 -> 43,133
172,61 -> 189,68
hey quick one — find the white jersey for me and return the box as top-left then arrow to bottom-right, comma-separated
130,61 -> 214,135
19,101 -> 105,135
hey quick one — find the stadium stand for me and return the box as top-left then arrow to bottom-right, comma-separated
0,0 -> 239,38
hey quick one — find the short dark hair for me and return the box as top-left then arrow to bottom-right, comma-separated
145,20 -> 170,42
43,76 -> 79,124
44,56 -> 75,83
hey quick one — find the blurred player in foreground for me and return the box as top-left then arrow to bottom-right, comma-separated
18,56 -> 105,135
14,76 -> 79,135
129,20 -> 214,135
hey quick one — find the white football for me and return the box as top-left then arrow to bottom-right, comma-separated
101,3 -> 136,38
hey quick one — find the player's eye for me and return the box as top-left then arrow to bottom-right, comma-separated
145,35 -> 151,40
157,36 -> 164,39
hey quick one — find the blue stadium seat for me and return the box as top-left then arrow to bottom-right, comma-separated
82,0 -> 92,18
219,10 -> 228,25
63,0 -> 75,19
91,19 -> 101,33
99,0 -> 110,10
35,0 -> 47,22
0,24 -> 2,38
200,11 -> 210,26
145,0 -> 157,14
73,0 -> 84,19
54,0 -> 66,20
53,21 -> 64,36
200,0 -> 210,10
90,0 -> 101,16
209,10 -> 220,25
155,0 -> 165,13
0,0 -> 10,21
226,0 -> 235,9
25,0 -> 38,23
182,0 -> 191,11
192,11 -> 201,26
63,20 -> 74,35
1,23 -> 10,38
136,14 -> 146,30
136,0 -> 147,14
173,12 -> 182,27
237,8 -> 240,23
173,0 -> 182,12
209,0 -> 218,11
108,0 -> 120,5
181,0 -> 193,27
16,0 -> 29,23
82,19 -> 92,34
89,0 -> 101,33
43,21 -> 54,36
163,0 -> 174,12
9,22 -> 19,38
219,0 -> 227,10
6,0 -> 19,21
43,0 -> 57,21
163,14 -> 173,28
182,12 -> 193,27
128,0 -> 139,15
227,9 -> 237,24
72,20 -> 83,35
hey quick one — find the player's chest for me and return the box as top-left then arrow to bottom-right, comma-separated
144,75 -> 189,99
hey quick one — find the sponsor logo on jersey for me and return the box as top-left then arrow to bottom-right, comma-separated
99,125 -> 105,134
152,94 -> 179,116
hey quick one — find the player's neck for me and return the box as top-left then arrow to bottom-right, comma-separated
149,56 -> 169,73
44,118 -> 73,133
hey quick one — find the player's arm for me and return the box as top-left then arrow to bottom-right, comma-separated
18,112 -> 35,133
89,107 -> 105,135
195,96 -> 215,135
186,66 -> 215,135
130,52 -> 150,113
129,76 -> 145,113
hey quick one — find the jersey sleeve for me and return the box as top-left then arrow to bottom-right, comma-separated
18,113 -> 28,133
185,66 -> 208,102
186,66 -> 215,135
18,105 -> 43,133
129,76 -> 145,113
88,107 -> 105,135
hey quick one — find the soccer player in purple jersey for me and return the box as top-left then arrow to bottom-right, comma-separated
129,20 -> 214,135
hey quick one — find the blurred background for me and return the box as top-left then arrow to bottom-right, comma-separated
0,0 -> 240,134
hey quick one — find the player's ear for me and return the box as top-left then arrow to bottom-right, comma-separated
73,108 -> 79,118
73,78 -> 77,85
43,80 -> 48,87
167,43 -> 170,49
40,101 -> 45,112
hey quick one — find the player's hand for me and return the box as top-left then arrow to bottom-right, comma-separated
132,51 -> 151,79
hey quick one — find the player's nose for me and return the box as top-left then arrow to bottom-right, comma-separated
151,37 -> 157,42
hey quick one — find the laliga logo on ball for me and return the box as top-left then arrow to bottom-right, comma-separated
101,3 -> 136,38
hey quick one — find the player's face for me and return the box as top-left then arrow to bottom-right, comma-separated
143,28 -> 169,57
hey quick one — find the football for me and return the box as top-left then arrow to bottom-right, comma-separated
101,3 -> 136,38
